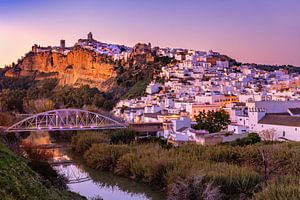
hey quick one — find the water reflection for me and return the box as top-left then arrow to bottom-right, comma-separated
22,132 -> 164,200
67,151 -> 164,200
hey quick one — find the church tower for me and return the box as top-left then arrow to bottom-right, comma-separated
60,40 -> 65,50
88,32 -> 93,41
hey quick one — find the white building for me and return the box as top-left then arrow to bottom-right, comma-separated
229,100 -> 300,141
146,82 -> 161,94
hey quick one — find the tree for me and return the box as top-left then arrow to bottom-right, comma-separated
0,89 -> 25,112
92,93 -> 105,108
23,98 -> 54,113
120,105 -> 128,114
194,109 -> 231,133
259,129 -> 277,141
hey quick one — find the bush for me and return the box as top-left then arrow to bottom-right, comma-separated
109,129 -> 137,144
0,112 -> 15,126
204,163 -> 263,196
138,137 -> 172,149
23,98 -> 55,113
80,139 -> 300,199
122,80 -> 148,99
254,175 -> 300,200
71,131 -> 110,153
115,143 -> 171,186
84,143 -> 131,170
167,174 -> 222,200
203,145 -> 241,164
228,133 -> 261,146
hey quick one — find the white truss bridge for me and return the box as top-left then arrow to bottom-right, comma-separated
5,109 -> 126,132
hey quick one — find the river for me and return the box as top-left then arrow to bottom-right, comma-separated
21,132 -> 165,200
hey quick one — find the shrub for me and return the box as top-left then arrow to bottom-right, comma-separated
137,137 -> 172,149
109,129 -> 137,144
23,98 -> 54,113
115,143 -> 171,186
254,175 -> 300,200
0,112 -> 15,126
80,139 -> 300,199
114,152 -> 138,177
258,144 -> 300,179
204,163 -> 263,196
71,131 -> 110,153
167,174 -> 222,200
228,133 -> 261,146
84,143 -> 131,170
203,145 -> 241,164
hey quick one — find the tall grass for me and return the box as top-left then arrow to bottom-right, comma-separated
71,131 -> 110,153
72,134 -> 300,199
254,175 -> 300,200
84,143 -> 131,170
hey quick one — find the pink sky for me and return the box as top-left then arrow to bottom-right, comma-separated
1,0 -> 300,67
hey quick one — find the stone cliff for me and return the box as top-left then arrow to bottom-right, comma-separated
6,46 -> 117,91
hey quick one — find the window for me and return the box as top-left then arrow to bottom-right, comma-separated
283,131 -> 286,137
295,128 -> 298,131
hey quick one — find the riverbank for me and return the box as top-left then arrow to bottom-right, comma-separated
71,131 -> 300,200
64,149 -> 165,200
0,141 -> 85,200
18,131 -> 164,200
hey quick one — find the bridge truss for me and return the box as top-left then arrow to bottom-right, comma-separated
5,109 -> 126,132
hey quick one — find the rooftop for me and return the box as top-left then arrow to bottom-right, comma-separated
288,108 -> 300,115
259,113 -> 300,127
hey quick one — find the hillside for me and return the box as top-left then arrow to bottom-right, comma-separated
3,33 -> 171,100
0,142 -> 84,200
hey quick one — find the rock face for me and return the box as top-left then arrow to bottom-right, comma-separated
9,46 -> 117,91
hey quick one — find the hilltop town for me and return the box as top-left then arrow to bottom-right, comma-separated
3,33 -> 300,144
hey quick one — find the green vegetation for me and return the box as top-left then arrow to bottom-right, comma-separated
0,78 -> 114,114
255,64 -> 300,73
0,54 -> 173,114
254,175 -> 300,200
109,129 -> 137,144
225,133 -> 261,146
167,174 -> 222,200
122,80 -> 148,99
71,132 -> 300,200
71,129 -> 137,153
194,109 -> 231,133
0,89 -> 25,112
0,142 -> 84,200
71,132 -> 110,153
115,55 -> 172,99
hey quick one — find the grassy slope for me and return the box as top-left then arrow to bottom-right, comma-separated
0,142 -> 84,200
122,80 -> 148,99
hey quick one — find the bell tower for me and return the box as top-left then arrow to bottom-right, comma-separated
60,40 -> 65,50
88,32 -> 93,41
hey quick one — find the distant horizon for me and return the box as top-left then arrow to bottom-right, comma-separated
1,0 -> 300,67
